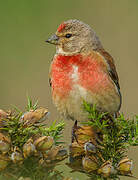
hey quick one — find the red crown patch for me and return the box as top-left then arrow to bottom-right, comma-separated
57,23 -> 66,32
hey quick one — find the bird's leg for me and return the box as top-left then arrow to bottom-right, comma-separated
71,120 -> 79,144
114,111 -> 120,119
113,113 -> 117,119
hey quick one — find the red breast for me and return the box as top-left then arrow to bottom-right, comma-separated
51,53 -> 113,98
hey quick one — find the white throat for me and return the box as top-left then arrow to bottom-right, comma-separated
56,46 -> 79,56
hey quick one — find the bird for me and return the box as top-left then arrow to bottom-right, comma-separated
46,19 -> 121,122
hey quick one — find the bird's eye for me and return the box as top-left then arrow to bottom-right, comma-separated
65,34 -> 72,38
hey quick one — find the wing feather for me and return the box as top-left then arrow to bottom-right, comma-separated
97,48 -> 120,90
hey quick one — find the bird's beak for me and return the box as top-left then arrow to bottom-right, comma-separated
45,34 -> 59,45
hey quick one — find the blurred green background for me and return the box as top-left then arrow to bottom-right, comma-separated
0,0 -> 138,179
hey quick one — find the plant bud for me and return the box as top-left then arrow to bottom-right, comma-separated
84,142 -> 96,154
97,160 -> 117,177
69,142 -> 84,157
72,125 -> 96,145
54,148 -> 68,161
0,109 -> 8,127
11,147 -> 23,164
23,139 -> 36,158
0,141 -> 10,154
82,155 -> 98,172
117,157 -> 133,175
0,133 -> 11,154
34,136 -> 54,152
0,109 -> 7,119
45,146 -> 67,161
20,107 -> 49,127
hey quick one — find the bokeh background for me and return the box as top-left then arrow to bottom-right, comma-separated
0,0 -> 138,179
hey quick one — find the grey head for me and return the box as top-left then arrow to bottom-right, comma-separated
46,19 -> 103,55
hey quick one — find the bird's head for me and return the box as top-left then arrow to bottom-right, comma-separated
46,19 -> 102,55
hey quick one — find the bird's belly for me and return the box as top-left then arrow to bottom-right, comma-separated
52,81 -> 120,122
53,83 -> 91,121
67,84 -> 92,121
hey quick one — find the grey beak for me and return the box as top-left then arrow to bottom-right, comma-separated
45,34 -> 59,45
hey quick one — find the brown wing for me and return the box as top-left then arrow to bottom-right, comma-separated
96,48 -> 122,112
97,48 -> 120,90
